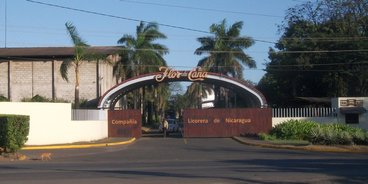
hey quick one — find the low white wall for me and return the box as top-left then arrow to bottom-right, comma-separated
0,102 -> 108,145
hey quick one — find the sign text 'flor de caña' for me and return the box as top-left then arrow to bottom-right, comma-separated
155,67 -> 208,82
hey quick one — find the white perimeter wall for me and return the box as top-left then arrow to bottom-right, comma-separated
0,102 -> 107,145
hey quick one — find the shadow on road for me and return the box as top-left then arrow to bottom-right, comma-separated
142,131 -> 183,139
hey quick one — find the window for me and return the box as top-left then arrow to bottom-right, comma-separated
345,113 -> 359,124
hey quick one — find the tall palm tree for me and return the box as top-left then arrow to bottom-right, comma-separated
117,21 -> 168,76
115,21 -> 169,123
194,19 -> 256,107
60,22 -> 90,108
195,19 -> 256,78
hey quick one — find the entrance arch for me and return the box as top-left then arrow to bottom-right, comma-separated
98,67 -> 267,109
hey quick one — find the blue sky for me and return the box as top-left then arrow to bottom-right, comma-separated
0,0 -> 303,83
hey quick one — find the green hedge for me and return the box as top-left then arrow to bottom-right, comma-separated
269,120 -> 368,145
0,115 -> 30,153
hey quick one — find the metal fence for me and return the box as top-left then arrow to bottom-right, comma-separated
71,108 -> 337,120
72,109 -> 107,121
272,108 -> 337,118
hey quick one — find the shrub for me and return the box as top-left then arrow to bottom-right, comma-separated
352,129 -> 368,145
322,127 -> 335,145
308,126 -> 324,144
307,124 -> 367,145
337,131 -> 353,145
21,95 -> 69,103
0,115 -> 30,153
258,133 -> 276,141
0,95 -> 9,102
22,95 -> 51,102
270,120 -> 319,140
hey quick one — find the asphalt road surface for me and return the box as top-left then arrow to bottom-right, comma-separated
1,137 -> 368,184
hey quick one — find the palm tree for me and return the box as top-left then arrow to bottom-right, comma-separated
117,21 -> 168,76
60,22 -> 90,108
115,21 -> 169,124
154,83 -> 170,123
194,19 -> 256,107
185,83 -> 213,109
195,19 -> 256,78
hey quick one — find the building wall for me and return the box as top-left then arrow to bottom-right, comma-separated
332,97 -> 368,130
0,59 -> 117,103
33,61 -> 53,98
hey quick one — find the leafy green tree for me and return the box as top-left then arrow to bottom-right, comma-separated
260,0 -> 368,107
195,19 -> 256,107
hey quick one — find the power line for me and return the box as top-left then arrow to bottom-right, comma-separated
110,47 -> 368,54
25,0 -> 276,44
274,49 -> 368,54
5,23 -> 368,45
280,36 -> 368,41
120,0 -> 283,18
1,42 -> 367,55
2,54 -> 366,70
265,69 -> 347,72
266,61 -> 368,67
26,0 -> 209,34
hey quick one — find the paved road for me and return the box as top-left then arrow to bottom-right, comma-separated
1,137 -> 368,184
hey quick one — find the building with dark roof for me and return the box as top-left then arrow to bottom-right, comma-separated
0,46 -> 119,103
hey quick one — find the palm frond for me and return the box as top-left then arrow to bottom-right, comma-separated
230,37 -> 255,49
227,21 -> 243,37
118,34 -> 136,46
195,19 -> 255,77
210,19 -> 227,36
60,60 -> 73,82
65,22 -> 89,47
234,50 -> 256,68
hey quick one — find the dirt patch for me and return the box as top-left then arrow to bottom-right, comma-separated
0,153 -> 28,162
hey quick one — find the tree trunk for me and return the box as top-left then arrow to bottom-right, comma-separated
141,87 -> 145,125
214,85 -> 220,108
75,65 -> 80,109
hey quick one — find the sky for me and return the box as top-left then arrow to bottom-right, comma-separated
0,0 -> 304,83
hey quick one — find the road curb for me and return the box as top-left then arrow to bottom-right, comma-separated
232,136 -> 368,153
22,137 -> 136,150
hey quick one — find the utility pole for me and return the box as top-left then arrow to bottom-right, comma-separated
4,0 -> 7,48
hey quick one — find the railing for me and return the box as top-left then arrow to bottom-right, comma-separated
72,109 -> 107,121
272,108 -> 337,118
72,108 -> 337,120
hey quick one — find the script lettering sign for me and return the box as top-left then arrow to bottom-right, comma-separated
155,67 -> 208,82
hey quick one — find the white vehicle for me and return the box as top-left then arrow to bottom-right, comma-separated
159,119 -> 179,133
